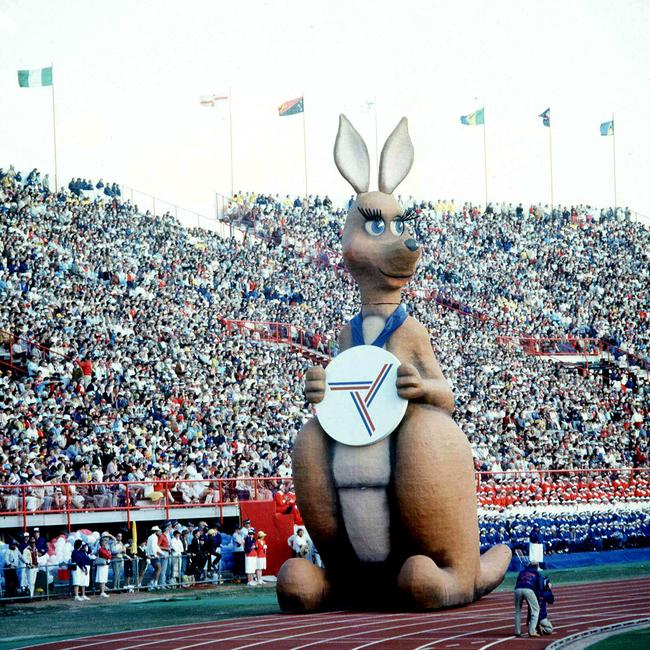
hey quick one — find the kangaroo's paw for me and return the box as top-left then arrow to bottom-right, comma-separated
475,543 -> 511,599
397,555 -> 473,610
276,558 -> 332,613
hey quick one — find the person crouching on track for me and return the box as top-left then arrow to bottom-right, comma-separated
256,531 -> 267,585
527,577 -> 555,635
514,560 -> 545,637
244,528 -> 258,586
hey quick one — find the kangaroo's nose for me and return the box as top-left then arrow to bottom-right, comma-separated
404,238 -> 419,252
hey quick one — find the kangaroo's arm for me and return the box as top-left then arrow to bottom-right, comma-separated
394,319 -> 455,414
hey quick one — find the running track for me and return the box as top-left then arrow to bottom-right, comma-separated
21,577 -> 650,650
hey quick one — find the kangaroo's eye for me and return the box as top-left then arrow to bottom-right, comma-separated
364,219 -> 385,236
390,219 -> 405,236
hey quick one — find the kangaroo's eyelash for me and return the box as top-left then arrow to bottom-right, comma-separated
358,207 -> 383,220
400,210 -> 419,222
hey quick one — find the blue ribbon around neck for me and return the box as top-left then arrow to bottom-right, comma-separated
350,304 -> 408,348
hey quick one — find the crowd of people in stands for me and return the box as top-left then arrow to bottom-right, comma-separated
0,166 -> 648,521
480,506 -> 650,555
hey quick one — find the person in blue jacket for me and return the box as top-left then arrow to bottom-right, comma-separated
514,561 -> 545,637
527,576 -> 554,635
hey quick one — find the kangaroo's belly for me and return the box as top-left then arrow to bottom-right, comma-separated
332,437 -> 392,563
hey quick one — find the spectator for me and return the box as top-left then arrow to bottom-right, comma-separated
244,528 -> 257,586
4,539 -> 20,597
110,531 -> 125,590
256,530 -> 267,584
71,539 -> 92,601
170,529 -> 184,586
96,537 -> 112,598
145,525 -> 163,590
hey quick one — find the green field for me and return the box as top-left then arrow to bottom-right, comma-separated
1,562 -> 649,650
590,626 -> 650,649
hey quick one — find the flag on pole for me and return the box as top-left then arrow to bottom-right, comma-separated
200,93 -> 228,107
278,96 -> 304,116
460,107 -> 484,126
539,108 -> 551,127
17,66 -> 53,88
600,120 -> 614,136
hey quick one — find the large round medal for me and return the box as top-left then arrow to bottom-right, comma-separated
314,345 -> 407,446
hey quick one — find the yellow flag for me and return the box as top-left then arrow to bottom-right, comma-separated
131,521 -> 137,554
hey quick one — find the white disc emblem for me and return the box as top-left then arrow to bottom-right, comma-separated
314,345 -> 407,446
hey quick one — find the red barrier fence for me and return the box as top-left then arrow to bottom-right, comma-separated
2,469 -> 648,531
224,319 -> 333,359
0,477 -> 284,531
496,335 -> 603,357
0,328 -> 75,375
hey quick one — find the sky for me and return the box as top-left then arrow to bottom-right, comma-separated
1,0 -> 649,222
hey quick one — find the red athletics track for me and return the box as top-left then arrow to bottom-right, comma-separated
21,577 -> 650,650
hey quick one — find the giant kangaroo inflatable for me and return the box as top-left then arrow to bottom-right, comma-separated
276,115 -> 511,612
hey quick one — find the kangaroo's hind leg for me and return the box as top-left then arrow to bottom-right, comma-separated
394,405 -> 510,609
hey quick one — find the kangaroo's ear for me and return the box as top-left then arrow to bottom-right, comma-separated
334,114 -> 370,194
378,117 -> 414,194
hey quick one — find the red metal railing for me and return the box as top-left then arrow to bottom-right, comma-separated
2,469 -> 648,531
496,336 -> 603,357
0,477 -> 286,530
0,328 -> 75,375
224,319 -> 333,360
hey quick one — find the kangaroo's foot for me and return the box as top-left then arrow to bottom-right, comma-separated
277,558 -> 332,613
475,543 -> 511,599
397,555 -> 474,610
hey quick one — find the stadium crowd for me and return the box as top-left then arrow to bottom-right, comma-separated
479,506 -> 650,555
0,166 -> 648,518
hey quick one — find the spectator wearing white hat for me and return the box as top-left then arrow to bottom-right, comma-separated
146,525 -> 163,590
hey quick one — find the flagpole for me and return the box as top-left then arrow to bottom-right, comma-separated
548,121 -> 554,211
50,63 -> 59,191
373,99 -> 379,179
228,86 -> 234,198
302,94 -> 308,201
482,110 -> 488,209
611,112 -> 617,212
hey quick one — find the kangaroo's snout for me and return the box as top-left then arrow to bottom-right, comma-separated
404,238 -> 419,252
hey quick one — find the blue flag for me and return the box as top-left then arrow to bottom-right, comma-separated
600,120 -> 614,136
460,107 -> 484,126
539,108 -> 550,127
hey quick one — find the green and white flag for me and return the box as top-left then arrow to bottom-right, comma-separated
17,66 -> 53,88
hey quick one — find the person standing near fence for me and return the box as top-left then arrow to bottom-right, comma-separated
96,538 -> 112,598
256,531 -> 267,585
146,525 -> 163,590
22,537 -> 39,598
232,525 -> 245,579
110,532 -> 125,590
170,530 -> 184,586
4,539 -> 21,597
244,528 -> 258,586
158,524 -> 171,588
71,539 -> 92,601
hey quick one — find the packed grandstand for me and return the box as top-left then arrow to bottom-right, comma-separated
0,165 -> 648,566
